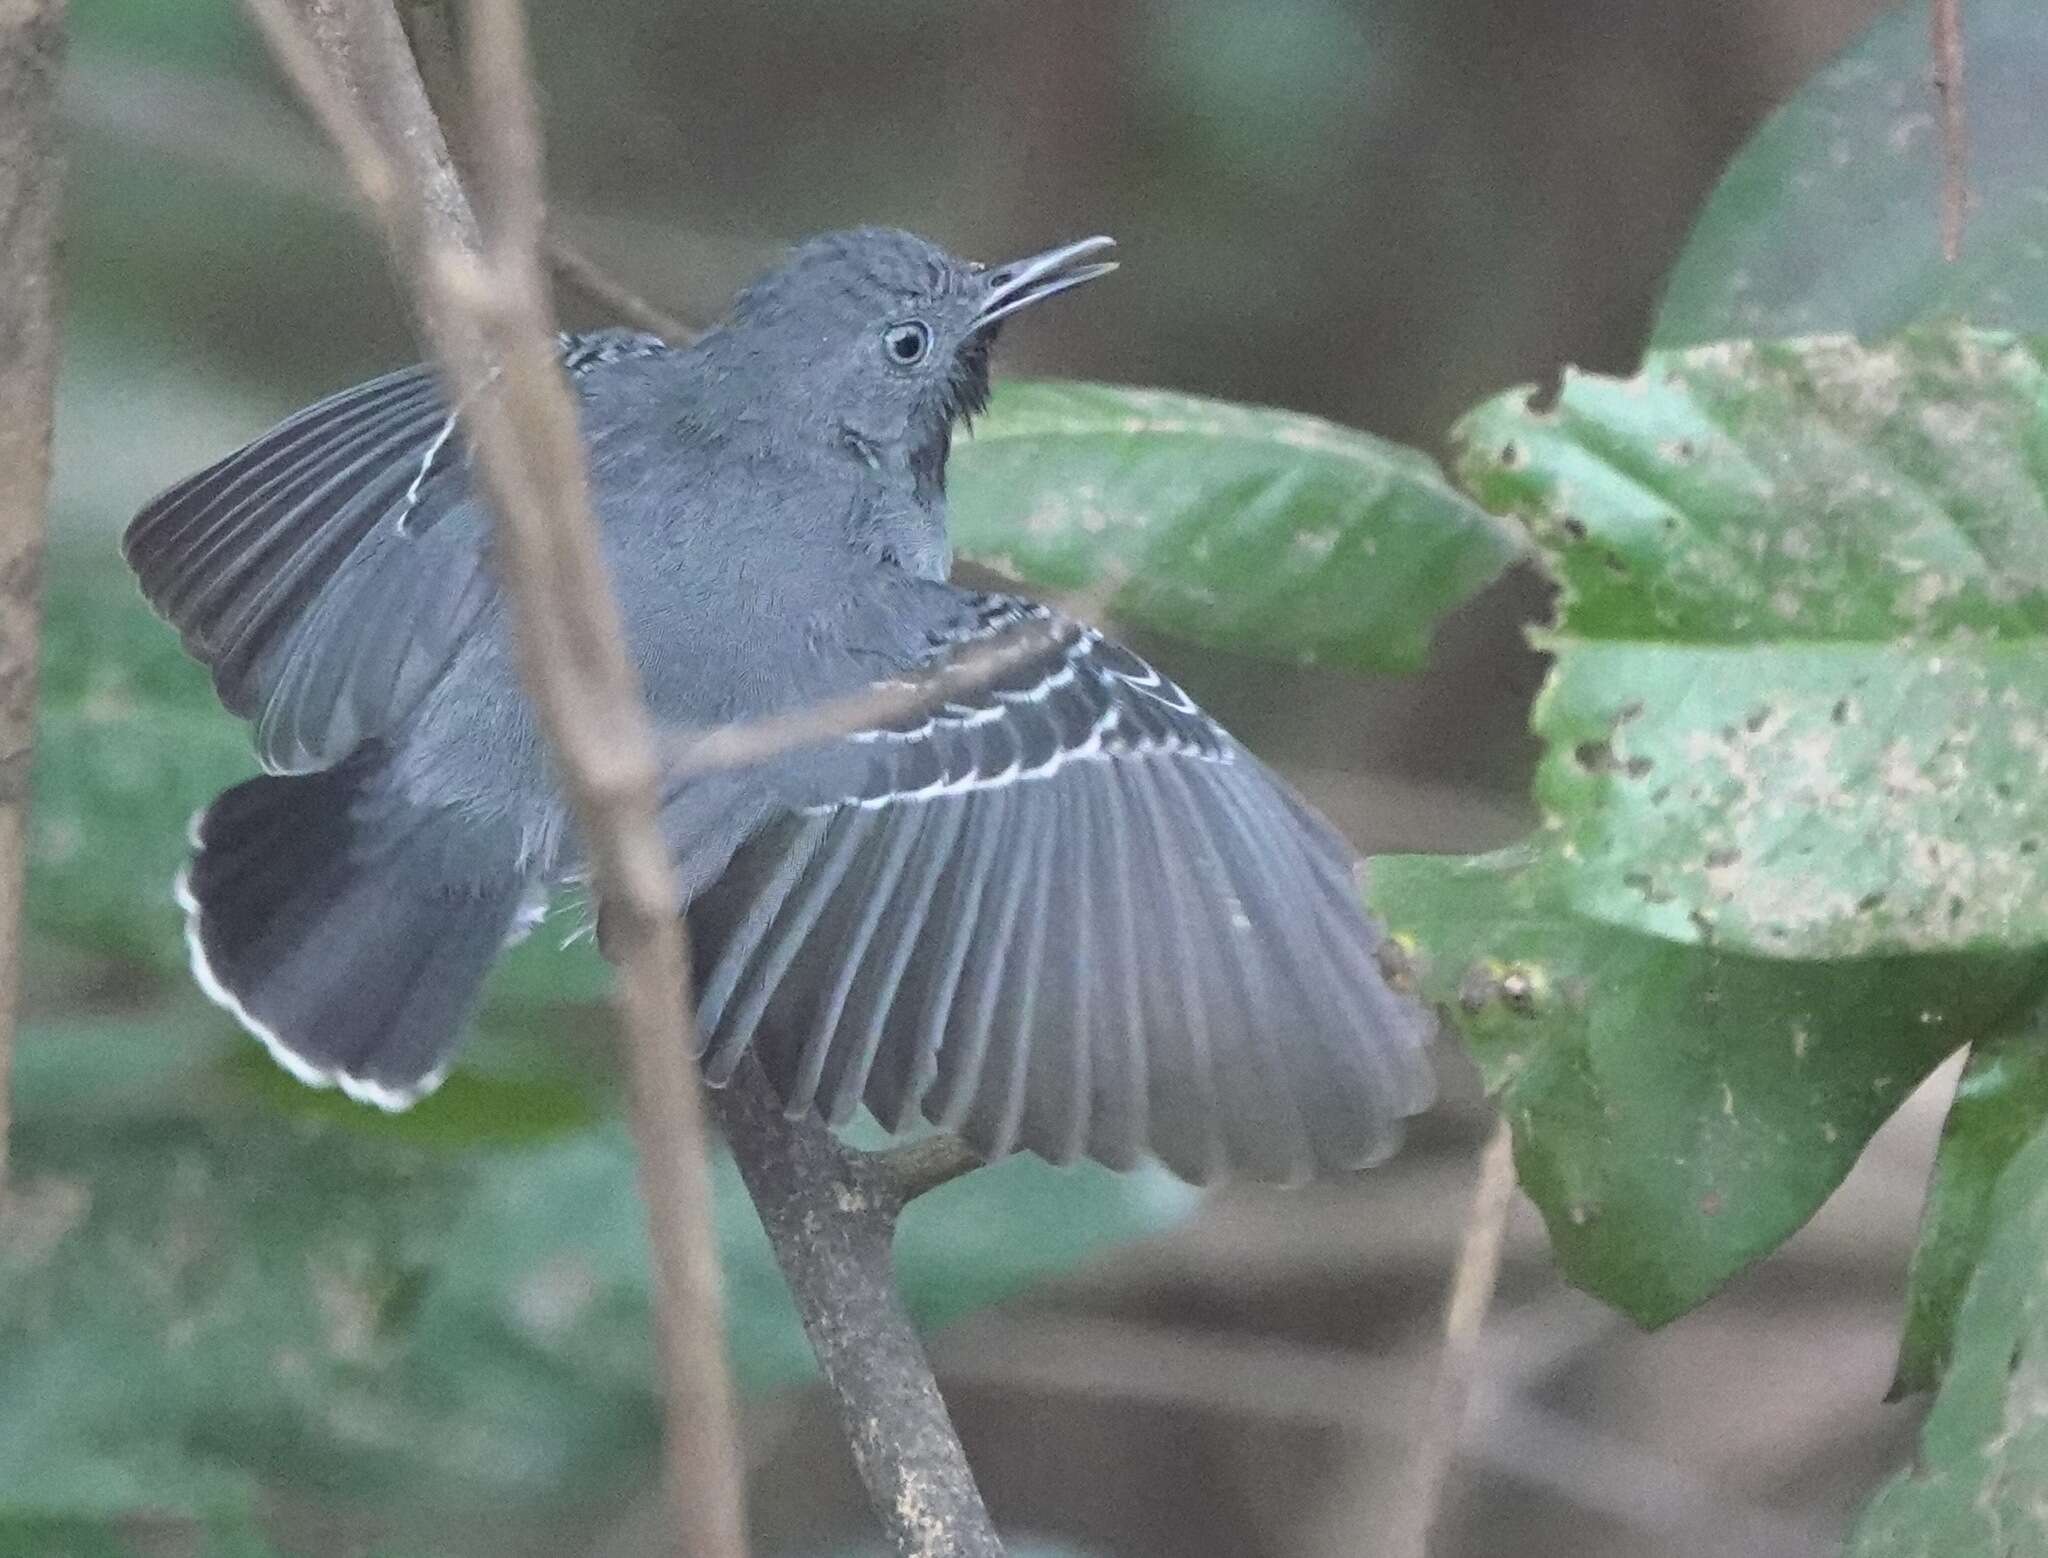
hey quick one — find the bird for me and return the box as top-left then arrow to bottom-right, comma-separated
123,227 -> 1437,1186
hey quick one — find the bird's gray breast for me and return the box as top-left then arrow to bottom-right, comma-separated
387,413 -> 951,884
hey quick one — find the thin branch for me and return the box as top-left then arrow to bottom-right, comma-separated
303,0 -> 476,254
547,233 -> 703,342
710,1060 -> 1007,1558
0,0 -> 67,1196
392,0 -> 700,346
1389,1115 -> 1517,1558
395,0 -> 469,177
1930,0 -> 1967,262
244,0 -> 412,241
664,615 -> 1071,780
863,1134 -> 986,1206
241,3 -> 747,1553
457,1 -> 748,1549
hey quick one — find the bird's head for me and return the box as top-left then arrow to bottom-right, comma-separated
717,227 -> 1116,493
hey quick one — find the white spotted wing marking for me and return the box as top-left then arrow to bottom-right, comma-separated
558,328 -> 670,372
393,410 -> 461,537
810,599 -> 1234,815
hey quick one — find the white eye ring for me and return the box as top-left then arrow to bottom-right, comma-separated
883,321 -> 933,366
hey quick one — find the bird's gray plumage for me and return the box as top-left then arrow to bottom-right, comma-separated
125,227 -> 1437,1183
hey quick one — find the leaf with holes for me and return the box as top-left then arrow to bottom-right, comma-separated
1457,328 -> 2048,961
951,379 -> 1523,671
1374,849 -> 2045,1325
1371,325 -> 2048,1326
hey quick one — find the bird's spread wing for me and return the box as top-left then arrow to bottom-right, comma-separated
124,329 -> 671,774
687,596 -> 1438,1185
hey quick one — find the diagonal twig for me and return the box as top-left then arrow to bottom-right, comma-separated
663,614 -> 1071,780
239,1 -> 748,1552
864,1132 -> 986,1205
1389,1114 -> 1518,1558
546,233 -> 703,343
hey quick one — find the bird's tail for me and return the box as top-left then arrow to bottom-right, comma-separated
177,748 -> 529,1108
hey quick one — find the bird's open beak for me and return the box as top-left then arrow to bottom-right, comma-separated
974,235 -> 1118,330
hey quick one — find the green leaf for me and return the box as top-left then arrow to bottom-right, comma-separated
1455,328 -> 2048,960
1893,1024 -> 2048,1398
0,999 -> 1193,1533
951,379 -> 1522,672
1851,1116 -> 2048,1554
1656,0 -> 2048,345
1375,849 -> 2043,1325
1373,325 -> 2048,1325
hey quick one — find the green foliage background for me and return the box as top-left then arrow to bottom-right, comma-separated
24,0 -> 2048,1552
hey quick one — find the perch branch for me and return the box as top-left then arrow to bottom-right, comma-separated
1930,0 -> 1967,262
1390,1114 -> 1517,1558
865,1133 -> 987,1205
710,1060 -> 1006,1557
240,2 -> 748,1553
0,0 -> 66,1196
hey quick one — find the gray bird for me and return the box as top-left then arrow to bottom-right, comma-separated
124,228 -> 1435,1185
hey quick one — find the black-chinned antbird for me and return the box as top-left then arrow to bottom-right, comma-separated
124,229 -> 1436,1185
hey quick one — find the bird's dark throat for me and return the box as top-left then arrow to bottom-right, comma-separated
908,330 -> 995,502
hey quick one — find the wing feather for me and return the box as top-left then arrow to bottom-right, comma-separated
952,785 -> 1061,1160
860,781 -> 1009,1129
683,597 -> 1437,1182
824,800 -> 969,1126
784,802 -> 929,1114
1112,757 -> 1227,1183
1087,759 -> 1150,1171
1151,755 -> 1315,1183
924,790 -> 1042,1131
125,330 -> 671,772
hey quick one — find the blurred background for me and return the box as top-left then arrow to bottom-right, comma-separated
21,0 -> 1977,1553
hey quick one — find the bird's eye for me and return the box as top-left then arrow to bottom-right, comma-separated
883,321 -> 932,365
